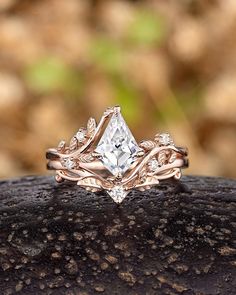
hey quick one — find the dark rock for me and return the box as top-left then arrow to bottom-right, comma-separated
0,175 -> 235,295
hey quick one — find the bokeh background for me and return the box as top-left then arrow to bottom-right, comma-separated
0,0 -> 235,179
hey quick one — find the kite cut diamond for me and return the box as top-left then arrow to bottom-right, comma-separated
95,112 -> 141,176
107,186 -> 128,204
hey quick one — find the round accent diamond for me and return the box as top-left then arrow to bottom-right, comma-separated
57,140 -> 66,151
148,158 -> 159,172
76,130 -> 86,142
158,133 -> 173,146
58,140 -> 65,148
64,158 -> 75,169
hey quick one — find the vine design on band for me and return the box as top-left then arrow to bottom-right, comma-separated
46,106 -> 188,203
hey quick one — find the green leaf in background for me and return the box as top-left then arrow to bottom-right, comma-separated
127,9 -> 166,46
156,85 -> 203,124
175,84 -> 203,114
24,57 -> 83,97
153,93 -> 192,127
111,76 -> 141,124
89,37 -> 123,74
157,97 -> 183,122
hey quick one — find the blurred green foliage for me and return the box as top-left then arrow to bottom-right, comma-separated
111,76 -> 141,123
24,57 -> 83,98
88,8 -> 167,122
127,9 -> 166,46
24,7 -> 167,118
89,38 -> 123,74
22,8 -> 196,127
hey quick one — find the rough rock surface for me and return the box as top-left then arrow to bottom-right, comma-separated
0,175 -> 235,295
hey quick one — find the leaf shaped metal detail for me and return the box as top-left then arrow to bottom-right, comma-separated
104,107 -> 115,118
79,153 -> 95,163
69,136 -> 78,151
139,140 -> 156,151
158,150 -> 167,166
87,117 -> 96,136
139,167 -> 148,183
57,140 -> 66,152
169,151 -> 177,163
77,178 -> 101,192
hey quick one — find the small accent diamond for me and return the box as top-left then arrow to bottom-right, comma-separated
76,130 -> 86,142
158,133 -> 173,146
58,140 -> 66,148
57,140 -> 66,151
64,158 -> 75,169
107,186 -> 128,204
148,158 -> 159,172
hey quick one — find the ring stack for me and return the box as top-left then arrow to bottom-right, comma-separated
46,106 -> 188,203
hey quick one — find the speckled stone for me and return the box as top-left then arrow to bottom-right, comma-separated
0,175 -> 235,295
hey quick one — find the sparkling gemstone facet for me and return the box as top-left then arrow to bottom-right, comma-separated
148,158 -> 159,172
107,186 -> 128,203
95,112 -> 141,176
58,140 -> 66,148
159,133 -> 173,146
64,158 -> 75,169
76,130 -> 86,142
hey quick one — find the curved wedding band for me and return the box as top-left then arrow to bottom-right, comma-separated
46,106 -> 188,203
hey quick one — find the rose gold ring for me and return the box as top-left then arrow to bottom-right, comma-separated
46,106 -> 188,203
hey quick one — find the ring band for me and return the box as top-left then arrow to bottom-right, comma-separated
46,106 -> 188,203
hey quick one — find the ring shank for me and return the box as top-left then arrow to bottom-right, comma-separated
46,147 -> 188,184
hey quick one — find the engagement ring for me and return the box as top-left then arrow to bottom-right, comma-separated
46,106 -> 188,203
